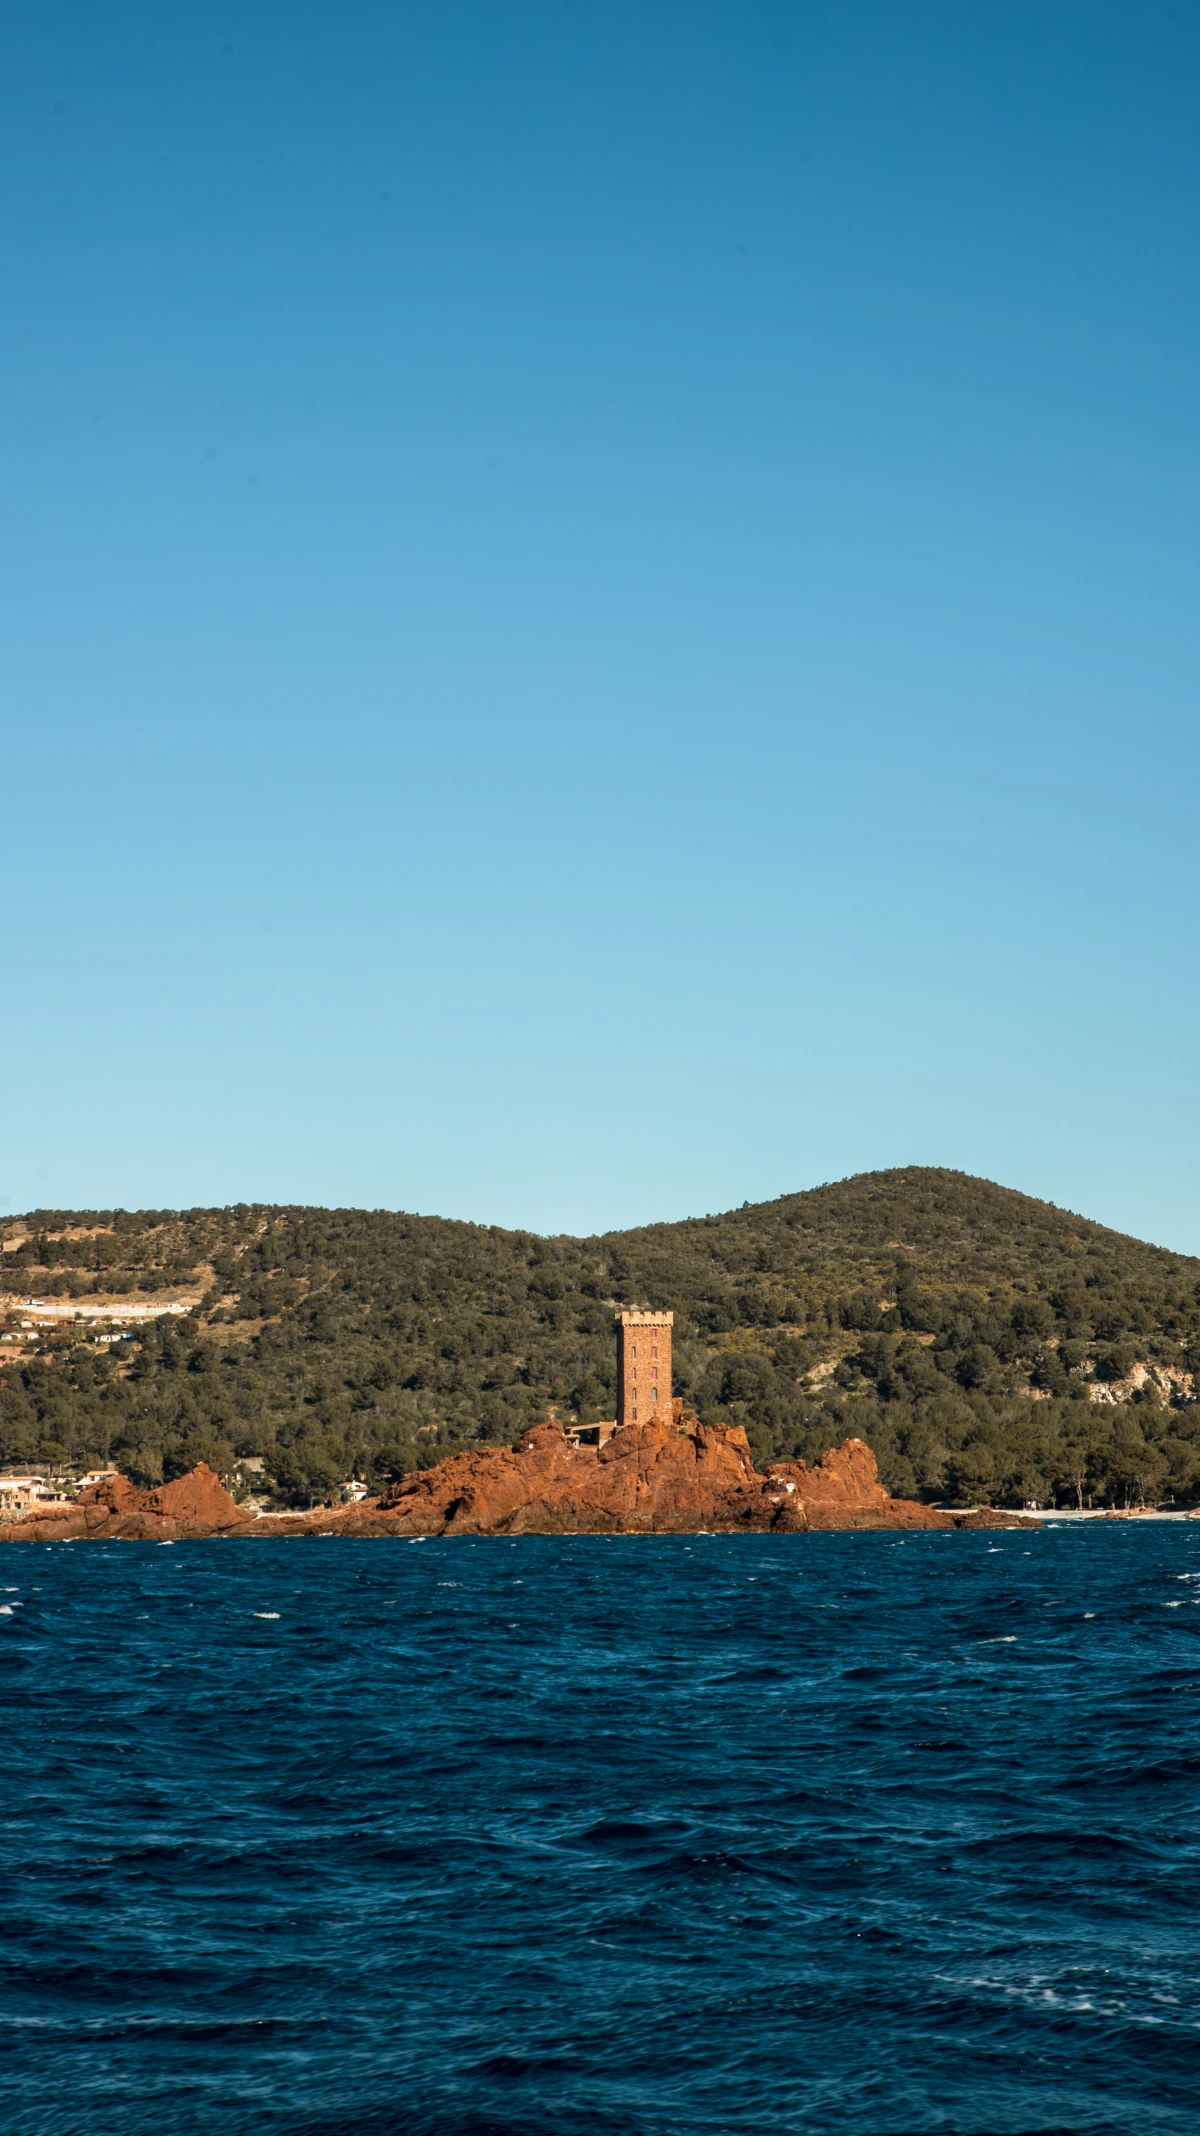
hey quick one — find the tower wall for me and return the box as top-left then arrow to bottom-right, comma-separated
616,1309 -> 673,1431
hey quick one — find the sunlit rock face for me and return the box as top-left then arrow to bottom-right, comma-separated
0,1420 -> 1034,1540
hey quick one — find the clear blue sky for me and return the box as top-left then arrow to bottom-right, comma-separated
3,1 -> 1199,1248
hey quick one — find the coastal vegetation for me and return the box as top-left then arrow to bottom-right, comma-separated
3,1168 -> 1200,1509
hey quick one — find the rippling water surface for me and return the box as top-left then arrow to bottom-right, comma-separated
4,1528 -> 1200,2134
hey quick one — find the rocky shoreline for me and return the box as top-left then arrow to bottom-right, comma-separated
0,1409 -> 1034,1541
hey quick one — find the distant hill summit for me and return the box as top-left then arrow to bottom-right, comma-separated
3,1168 -> 1199,1511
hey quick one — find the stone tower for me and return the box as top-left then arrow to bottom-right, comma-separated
616,1309 -> 673,1431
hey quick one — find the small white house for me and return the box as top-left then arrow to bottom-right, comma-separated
0,1475 -> 71,1514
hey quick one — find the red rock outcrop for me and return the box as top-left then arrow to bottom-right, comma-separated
144,1466 -> 245,1528
347,1412 -> 770,1536
761,1438 -> 952,1530
291,1413 -> 1029,1536
0,1426 -> 1036,1540
2,1463 -> 247,1542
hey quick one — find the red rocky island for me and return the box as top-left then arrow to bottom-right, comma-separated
0,1404 -> 1028,1540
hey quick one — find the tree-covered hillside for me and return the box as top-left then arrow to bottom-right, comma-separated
4,1168 -> 1200,1508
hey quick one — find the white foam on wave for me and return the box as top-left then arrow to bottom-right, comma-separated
0,1606 -> 13,1615
979,1635 -> 1017,1643
252,1610 -> 281,1619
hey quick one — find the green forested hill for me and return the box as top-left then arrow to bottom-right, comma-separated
3,1168 -> 1200,1508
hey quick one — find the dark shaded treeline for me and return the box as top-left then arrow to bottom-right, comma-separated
3,1168 -> 1200,1507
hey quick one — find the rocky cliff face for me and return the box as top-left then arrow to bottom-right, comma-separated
0,1463 -> 249,1541
0,1412 -> 1033,1541
360,1412 -> 770,1535
337,1410 -> 954,1535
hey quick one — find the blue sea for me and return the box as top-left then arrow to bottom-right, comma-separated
3,1529 -> 1200,2136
